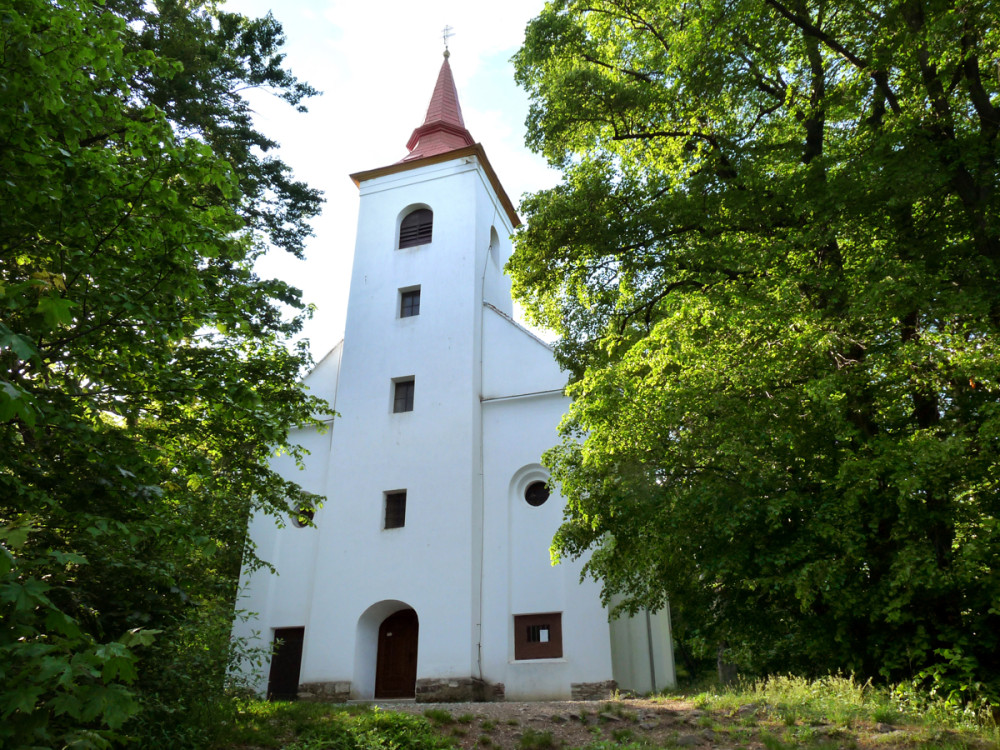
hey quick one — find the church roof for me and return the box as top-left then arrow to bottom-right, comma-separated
350,53 -> 521,228
399,52 -> 476,162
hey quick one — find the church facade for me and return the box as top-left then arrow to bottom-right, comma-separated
233,54 -> 675,702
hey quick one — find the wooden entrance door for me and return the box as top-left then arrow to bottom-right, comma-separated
374,608 -> 419,698
267,627 -> 305,701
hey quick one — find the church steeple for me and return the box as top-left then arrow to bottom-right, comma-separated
399,52 -> 476,162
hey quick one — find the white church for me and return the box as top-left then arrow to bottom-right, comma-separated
233,53 -> 675,703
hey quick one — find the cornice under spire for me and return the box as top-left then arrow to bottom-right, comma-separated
399,54 -> 476,162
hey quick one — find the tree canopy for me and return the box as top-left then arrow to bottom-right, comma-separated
0,0 -> 328,746
512,0 -> 1000,704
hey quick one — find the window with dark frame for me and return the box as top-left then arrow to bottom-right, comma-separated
290,504 -> 315,528
524,481 -> 550,507
513,613 -> 563,660
399,209 -> 432,248
400,288 -> 420,318
393,379 -> 414,413
384,491 -> 406,529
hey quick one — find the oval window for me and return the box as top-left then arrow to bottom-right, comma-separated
291,505 -> 315,528
524,481 -> 550,507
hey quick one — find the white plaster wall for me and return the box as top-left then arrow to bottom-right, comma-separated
234,148 -> 621,703
482,226 -> 513,315
609,607 -> 677,693
231,422 -> 328,692
292,155 -> 515,695
482,308 -> 564,400
480,385 -> 614,700
302,340 -> 343,409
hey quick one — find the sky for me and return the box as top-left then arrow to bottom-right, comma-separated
221,0 -> 561,359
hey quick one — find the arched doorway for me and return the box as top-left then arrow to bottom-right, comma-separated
374,608 -> 419,698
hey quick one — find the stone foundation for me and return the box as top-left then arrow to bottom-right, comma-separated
480,680 -> 505,701
570,680 -> 617,701
415,677 -> 505,702
297,681 -> 351,703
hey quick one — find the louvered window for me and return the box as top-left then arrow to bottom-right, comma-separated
393,379 -> 415,413
384,491 -> 407,529
399,209 -> 433,248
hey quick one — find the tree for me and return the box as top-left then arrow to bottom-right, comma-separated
0,0 -> 328,746
511,0 -> 1000,703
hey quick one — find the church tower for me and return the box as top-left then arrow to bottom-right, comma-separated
234,53 -> 675,703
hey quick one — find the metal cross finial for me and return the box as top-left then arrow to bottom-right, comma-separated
442,25 -> 454,52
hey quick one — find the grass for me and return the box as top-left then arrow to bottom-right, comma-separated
214,700 -> 455,750
661,673 -> 997,731
423,708 -> 455,726
597,701 -> 637,722
213,674 -> 998,750
516,728 -> 555,750
610,728 -> 634,743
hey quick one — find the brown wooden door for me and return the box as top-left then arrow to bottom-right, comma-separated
374,608 -> 419,698
267,627 -> 304,701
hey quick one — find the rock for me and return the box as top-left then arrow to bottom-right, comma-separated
639,721 -> 658,730
812,726 -> 842,737
599,712 -> 622,722
736,703 -> 758,716
550,714 -> 567,724
571,680 -> 618,700
675,734 -> 701,746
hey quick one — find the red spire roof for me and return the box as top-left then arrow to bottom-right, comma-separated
399,53 -> 476,162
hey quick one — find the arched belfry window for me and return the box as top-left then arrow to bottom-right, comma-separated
399,209 -> 432,249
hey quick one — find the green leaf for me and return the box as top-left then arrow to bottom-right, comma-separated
36,294 -> 77,327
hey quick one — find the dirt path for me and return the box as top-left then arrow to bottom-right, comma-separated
386,698 -> 700,749
376,697 -> 986,750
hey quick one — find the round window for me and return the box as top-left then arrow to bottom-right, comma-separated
291,505 -> 315,528
524,481 -> 550,507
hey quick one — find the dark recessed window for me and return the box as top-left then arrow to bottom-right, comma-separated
400,289 -> 420,318
524,481 -> 550,507
399,209 -> 432,248
393,379 -> 414,413
290,504 -> 315,528
385,491 -> 406,529
514,613 -> 562,660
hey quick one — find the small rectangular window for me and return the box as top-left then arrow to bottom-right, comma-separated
393,379 -> 414,413
527,625 -> 550,643
514,613 -> 562,660
400,288 -> 420,318
384,491 -> 406,529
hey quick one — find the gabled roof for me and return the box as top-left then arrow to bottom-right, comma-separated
400,53 -> 476,162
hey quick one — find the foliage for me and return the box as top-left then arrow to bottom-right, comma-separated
218,701 -> 455,750
511,0 -> 1000,704
516,728 -> 556,750
424,708 -> 456,726
669,673 -> 998,736
0,0 -> 327,746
